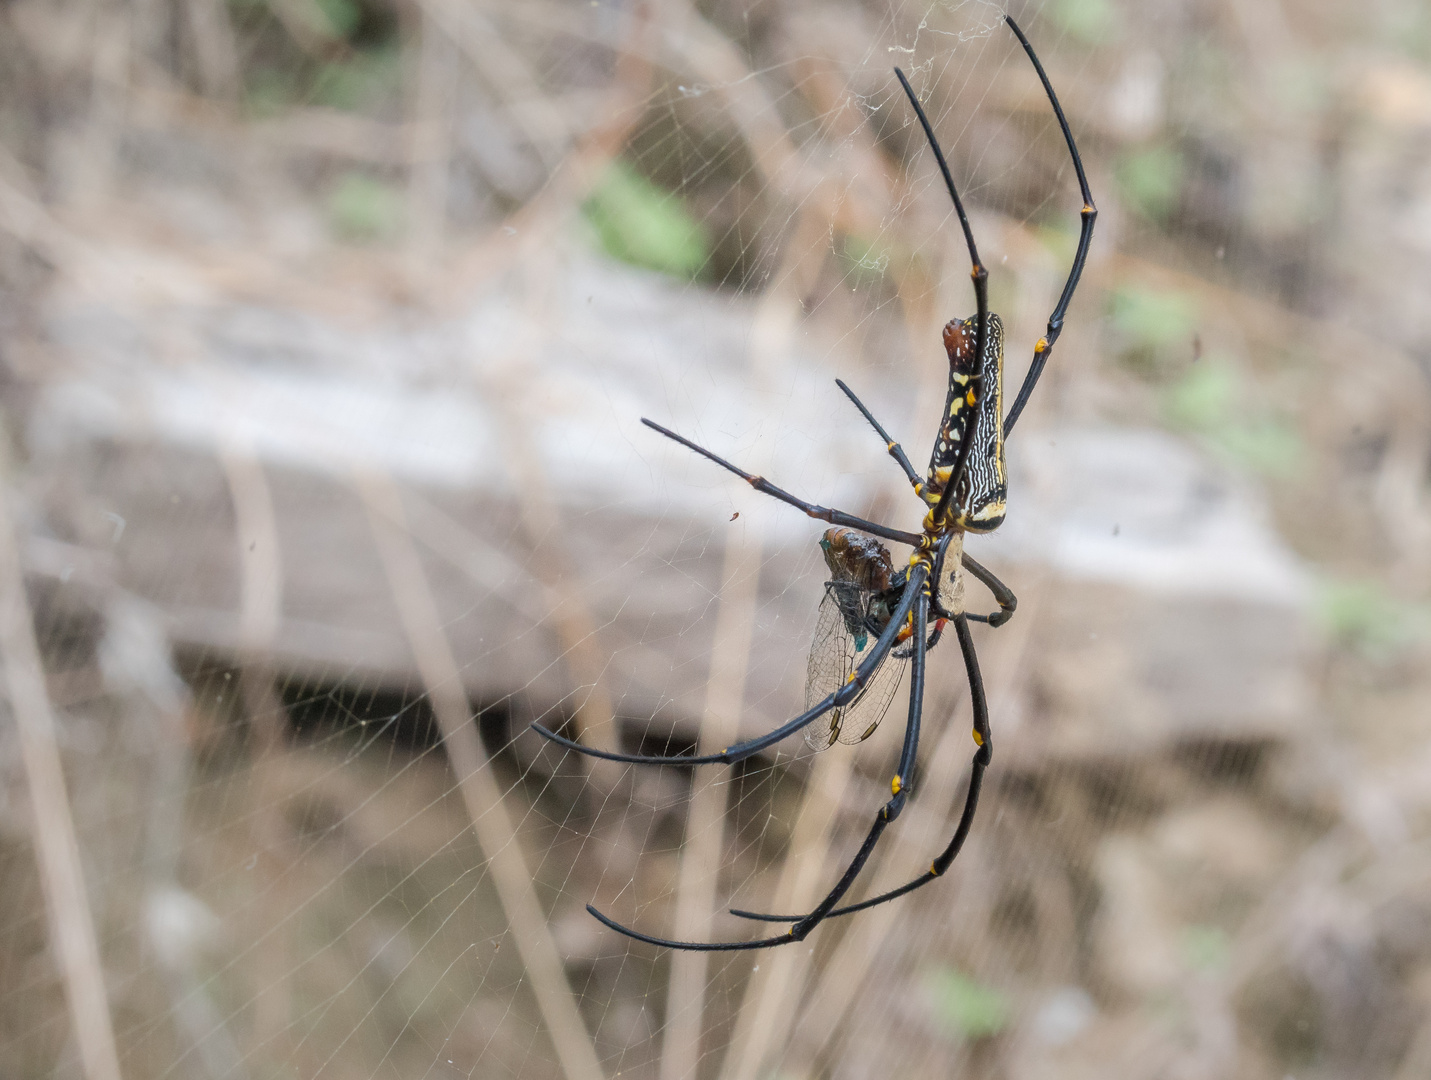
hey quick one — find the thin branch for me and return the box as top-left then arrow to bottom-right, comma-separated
718,738 -> 855,1080
357,469 -> 607,1080
218,442 -> 295,1055
0,433 -> 123,1080
659,529 -> 762,1080
407,14 -> 459,258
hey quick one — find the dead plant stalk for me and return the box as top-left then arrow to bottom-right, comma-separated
358,469 -> 607,1080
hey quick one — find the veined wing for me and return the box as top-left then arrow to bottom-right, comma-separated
804,583 -> 907,751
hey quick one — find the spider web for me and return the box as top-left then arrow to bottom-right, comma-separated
3,1 -> 1431,1079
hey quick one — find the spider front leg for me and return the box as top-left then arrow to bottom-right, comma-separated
582,568 -> 932,952
836,378 -> 924,496
1001,14 -> 1097,437
642,418 -> 921,549
732,611 -> 990,924
531,564 -> 925,768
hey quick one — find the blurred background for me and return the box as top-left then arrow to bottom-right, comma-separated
2,0 -> 1431,1077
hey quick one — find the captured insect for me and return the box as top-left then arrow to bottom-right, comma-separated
534,15 -> 1095,951
805,528 -> 910,751
804,526 -> 965,750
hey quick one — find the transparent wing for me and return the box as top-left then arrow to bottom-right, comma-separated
804,585 -> 907,751
836,628 -> 906,745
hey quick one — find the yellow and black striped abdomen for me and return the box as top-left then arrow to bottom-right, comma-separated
926,313 -> 1006,533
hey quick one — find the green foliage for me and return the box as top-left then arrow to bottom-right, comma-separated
1116,146 -> 1184,220
1163,360 -> 1235,428
1034,222 -> 1079,266
1317,578 -> 1431,659
1271,57 -> 1329,116
313,0 -> 361,37
312,46 -> 403,111
1211,418 -> 1303,477
243,68 -> 299,118
841,234 -> 892,287
922,967 -> 1010,1040
243,45 -> 401,117
1111,286 -> 1198,355
583,161 -> 710,280
327,173 -> 403,242
1048,0 -> 1117,44
1181,925 -> 1230,972
1162,359 -> 1304,477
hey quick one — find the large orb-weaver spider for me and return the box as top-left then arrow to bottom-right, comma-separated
535,15 -> 1095,951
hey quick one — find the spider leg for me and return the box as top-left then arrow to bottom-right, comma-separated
833,381 -> 1015,628
642,418 -> 921,549
894,67 -> 991,533
959,552 -> 1017,627
1001,15 -> 1097,438
731,612 -> 989,923
834,379 -> 924,495
532,566 -> 927,767
588,584 -> 932,951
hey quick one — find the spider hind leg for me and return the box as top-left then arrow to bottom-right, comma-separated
583,574 -> 932,951
730,613 -> 991,925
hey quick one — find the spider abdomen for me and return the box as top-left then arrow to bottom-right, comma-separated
927,313 -> 1007,532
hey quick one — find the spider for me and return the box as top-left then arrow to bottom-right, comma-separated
534,14 -> 1095,951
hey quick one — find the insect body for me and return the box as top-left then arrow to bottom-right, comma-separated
805,528 -> 908,750
805,526 -> 967,749
533,15 -> 1095,953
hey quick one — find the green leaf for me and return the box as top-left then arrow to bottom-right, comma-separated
1110,287 -> 1198,352
328,173 -> 403,243
1049,0 -> 1117,44
922,967 -> 1010,1040
313,0 -> 360,37
311,46 -> 403,111
244,68 -> 299,118
1316,578 -> 1431,659
1162,360 -> 1305,477
1163,361 -> 1237,430
582,162 -> 710,280
1215,419 -> 1303,477
1116,146 -> 1184,220
841,234 -> 892,286
1180,925 -> 1230,973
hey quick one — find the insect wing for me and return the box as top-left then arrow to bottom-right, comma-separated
836,628 -> 906,746
804,588 -> 852,750
804,585 -> 906,751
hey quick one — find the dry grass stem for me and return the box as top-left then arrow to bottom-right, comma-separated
407,15 -> 459,258
0,437 -> 123,1080
721,741 -> 854,1080
415,0 -> 572,168
477,270 -> 629,770
443,2 -> 656,306
182,0 -> 240,103
357,468 -> 607,1080
659,528 -> 764,1080
218,442 -> 299,1052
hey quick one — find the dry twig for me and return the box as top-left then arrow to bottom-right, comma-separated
358,468 -> 607,1080
0,432 -> 123,1080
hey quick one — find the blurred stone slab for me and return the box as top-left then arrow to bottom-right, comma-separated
23,245 -> 1314,754
25,249 -> 904,741
971,426 -> 1314,756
